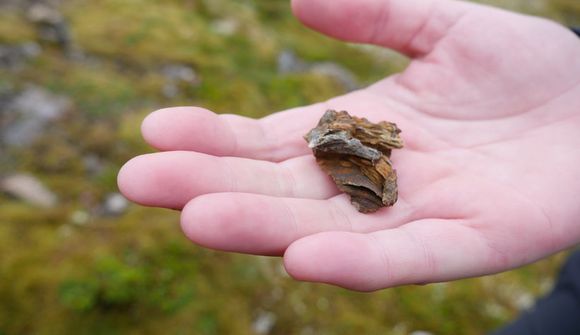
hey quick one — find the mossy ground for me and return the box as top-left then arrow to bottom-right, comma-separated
0,0 -> 578,334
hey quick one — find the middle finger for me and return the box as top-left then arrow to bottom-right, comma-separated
118,151 -> 339,209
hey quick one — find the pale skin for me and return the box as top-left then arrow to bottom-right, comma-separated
118,0 -> 580,291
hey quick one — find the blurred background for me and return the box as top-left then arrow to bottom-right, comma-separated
0,0 -> 578,334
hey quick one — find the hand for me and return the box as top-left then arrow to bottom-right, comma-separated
118,0 -> 580,291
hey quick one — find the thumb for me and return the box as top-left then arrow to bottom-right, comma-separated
291,0 -> 470,57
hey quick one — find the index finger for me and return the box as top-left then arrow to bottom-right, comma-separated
140,91 -> 430,163
141,105 -> 326,162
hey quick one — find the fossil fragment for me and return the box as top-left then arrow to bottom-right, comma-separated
304,110 -> 403,213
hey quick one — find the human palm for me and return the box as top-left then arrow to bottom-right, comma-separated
118,0 -> 580,290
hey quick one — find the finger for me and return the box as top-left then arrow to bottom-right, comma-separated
140,94 -> 435,164
180,193 -> 417,256
178,155 -> 472,256
291,0 -> 471,57
283,220 -> 497,291
141,105 -> 327,162
117,151 -> 338,209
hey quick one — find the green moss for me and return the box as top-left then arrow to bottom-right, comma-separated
0,12 -> 35,43
549,0 -> 580,24
266,73 -> 345,109
67,0 -> 224,67
117,108 -> 154,153
46,63 -> 138,117
59,279 -> 100,311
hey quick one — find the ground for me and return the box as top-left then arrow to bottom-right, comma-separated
0,0 -> 578,334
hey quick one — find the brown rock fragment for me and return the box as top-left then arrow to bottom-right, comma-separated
304,110 -> 403,213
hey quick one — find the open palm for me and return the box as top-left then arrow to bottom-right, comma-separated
118,0 -> 580,291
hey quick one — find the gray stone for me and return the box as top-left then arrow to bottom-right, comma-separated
161,64 -> 198,82
252,311 -> 276,335
161,64 -> 200,98
0,42 -> 42,69
410,331 -> 434,335
82,154 -> 104,176
1,173 -> 58,208
102,193 -> 129,216
277,49 -> 307,74
1,86 -> 71,147
277,50 -> 359,91
70,210 -> 90,226
210,19 -> 239,36
26,3 -> 73,54
310,62 -> 359,91
26,3 -> 64,25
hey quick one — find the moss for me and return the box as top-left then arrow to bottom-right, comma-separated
46,63 -> 139,117
549,0 -> 580,24
266,73 -> 345,110
66,0 -> 224,67
16,137 -> 83,174
0,12 -> 35,43
1,0 -> 578,334
117,108 -> 154,153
